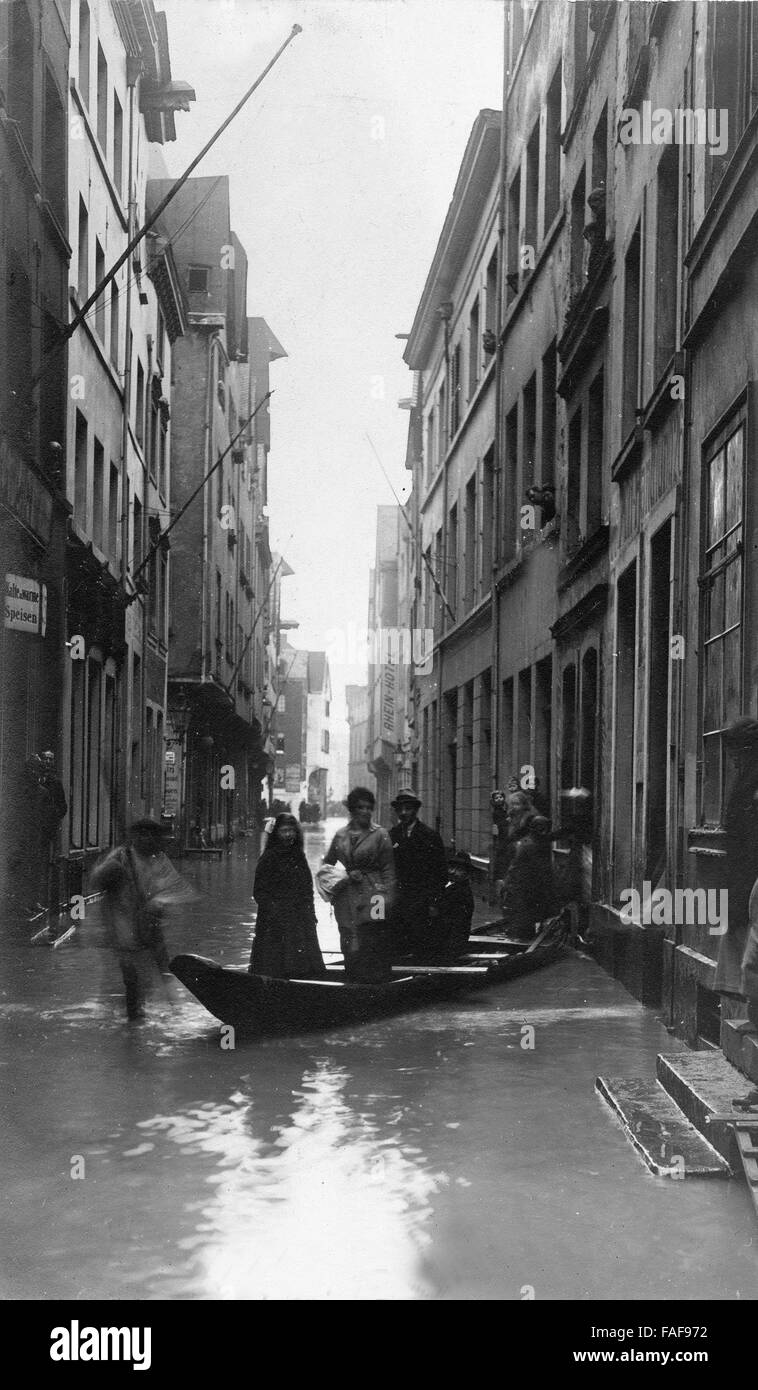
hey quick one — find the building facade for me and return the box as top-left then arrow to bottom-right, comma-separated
398,0 -> 758,1062
150,175 -> 282,847
276,643 -> 332,818
0,0 -> 72,914
345,684 -> 374,795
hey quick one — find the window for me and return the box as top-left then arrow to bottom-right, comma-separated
587,368 -> 604,535
77,197 -> 89,301
110,282 -> 120,368
544,62 -> 562,230
622,222 -> 642,437
708,1 -> 758,203
566,407 -> 582,551
518,666 -> 532,770
425,406 -> 436,484
158,416 -> 168,499
437,382 -> 446,464
135,359 -> 145,446
43,70 -> 67,228
93,438 -> 104,550
503,401 -> 519,562
321,730 -> 330,755
87,661 -> 102,846
8,1 -> 34,155
561,664 -> 577,790
485,247 -> 499,335
580,648 -> 598,792
447,503 -> 458,616
464,474 -> 477,609
132,495 -> 142,573
700,417 -> 745,824
74,411 -> 88,528
113,92 -> 123,195
615,564 -> 637,891
96,42 -> 107,151
450,344 -> 462,436
6,255 -> 32,449
570,166 -> 586,298
501,676 -> 514,777
434,529 -> 443,638
188,265 -> 210,294
524,119 -> 540,256
573,1 -> 590,101
95,240 -> 106,341
541,339 -> 557,489
655,144 -> 679,380
215,571 -> 222,647
481,446 -> 494,593
108,462 -> 119,559
468,297 -> 480,401
523,373 -> 537,502
591,103 -> 608,225
78,3 -> 90,108
506,169 -> 521,305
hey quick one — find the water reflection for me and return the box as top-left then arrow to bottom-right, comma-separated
136,1053 -> 444,1299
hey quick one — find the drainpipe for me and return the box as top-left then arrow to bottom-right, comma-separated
489,2 -> 509,891
436,311 -> 451,837
140,329 -> 152,807
118,55 -> 140,836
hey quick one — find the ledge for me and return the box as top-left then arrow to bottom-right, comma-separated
551,580 -> 608,640
641,351 -> 684,432
611,424 -> 644,483
558,524 -> 609,591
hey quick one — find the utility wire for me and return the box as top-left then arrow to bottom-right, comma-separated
364,432 -> 455,624
29,23 -> 302,392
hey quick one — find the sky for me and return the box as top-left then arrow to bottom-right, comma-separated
157,0 -> 505,784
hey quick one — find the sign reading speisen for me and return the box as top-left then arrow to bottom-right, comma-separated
5,574 -> 47,635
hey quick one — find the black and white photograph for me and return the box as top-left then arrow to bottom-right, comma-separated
2,0 -> 758,1333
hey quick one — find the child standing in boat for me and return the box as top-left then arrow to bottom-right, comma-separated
251,813 -> 326,979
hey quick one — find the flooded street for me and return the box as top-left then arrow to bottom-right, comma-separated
3,820 -> 757,1301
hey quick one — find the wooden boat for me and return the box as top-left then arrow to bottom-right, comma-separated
170,915 -> 570,1037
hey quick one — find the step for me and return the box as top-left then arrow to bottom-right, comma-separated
596,1076 -> 730,1178
656,1051 -> 757,1166
721,1020 -> 758,1086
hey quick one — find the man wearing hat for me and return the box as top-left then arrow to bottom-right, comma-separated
389,789 -> 448,956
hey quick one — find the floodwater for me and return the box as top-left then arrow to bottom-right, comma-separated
2,819 -> 757,1300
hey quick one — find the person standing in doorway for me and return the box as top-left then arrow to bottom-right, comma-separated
37,750 -> 67,911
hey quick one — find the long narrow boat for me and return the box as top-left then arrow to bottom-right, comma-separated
170,916 -> 570,1036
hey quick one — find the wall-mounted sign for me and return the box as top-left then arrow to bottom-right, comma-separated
380,664 -> 396,741
5,574 -> 46,635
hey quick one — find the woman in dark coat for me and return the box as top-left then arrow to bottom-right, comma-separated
251,813 -> 326,979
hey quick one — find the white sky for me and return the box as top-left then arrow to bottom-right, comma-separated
158,0 -> 504,766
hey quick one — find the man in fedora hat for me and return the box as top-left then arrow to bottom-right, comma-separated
389,789 -> 448,955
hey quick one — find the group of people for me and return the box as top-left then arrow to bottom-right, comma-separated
251,787 -> 475,986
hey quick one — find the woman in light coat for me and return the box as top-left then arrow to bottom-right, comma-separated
322,786 -> 396,983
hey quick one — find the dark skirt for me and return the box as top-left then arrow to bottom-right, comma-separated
251,908 -> 326,980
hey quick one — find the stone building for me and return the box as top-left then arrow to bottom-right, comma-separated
148,175 -> 283,847
0,0 -> 72,913
399,1 -> 758,1068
